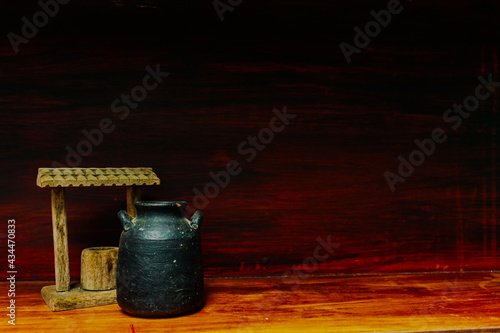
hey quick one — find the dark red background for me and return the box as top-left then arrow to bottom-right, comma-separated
0,0 -> 498,280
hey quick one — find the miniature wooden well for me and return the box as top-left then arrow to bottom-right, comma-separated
36,167 -> 160,311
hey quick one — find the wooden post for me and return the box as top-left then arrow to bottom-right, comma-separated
126,186 -> 141,217
50,187 -> 70,292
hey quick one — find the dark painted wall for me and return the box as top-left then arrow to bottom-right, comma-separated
0,0 -> 498,280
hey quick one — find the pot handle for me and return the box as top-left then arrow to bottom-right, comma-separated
189,211 -> 203,231
118,210 -> 134,231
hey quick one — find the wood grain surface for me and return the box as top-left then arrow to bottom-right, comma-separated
50,187 -> 70,291
0,1 -> 499,280
36,168 -> 160,188
5,272 -> 500,332
40,283 -> 117,312
80,247 -> 118,291
126,186 -> 141,217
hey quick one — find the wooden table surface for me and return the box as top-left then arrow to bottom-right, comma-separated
5,272 -> 500,332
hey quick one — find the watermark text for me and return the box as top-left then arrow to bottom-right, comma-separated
7,219 -> 16,326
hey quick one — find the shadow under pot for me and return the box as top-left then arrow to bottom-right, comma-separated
116,201 -> 204,318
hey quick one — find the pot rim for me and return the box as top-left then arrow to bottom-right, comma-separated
135,201 -> 187,207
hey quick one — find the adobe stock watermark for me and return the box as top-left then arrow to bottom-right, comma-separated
6,219 -> 16,326
52,64 -> 169,168
185,106 -> 297,216
339,0 -> 404,64
281,235 -> 341,288
7,0 -> 71,54
213,0 -> 243,22
384,74 -> 500,192
237,234 -> 340,333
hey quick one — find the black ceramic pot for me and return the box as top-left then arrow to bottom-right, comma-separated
116,201 -> 204,317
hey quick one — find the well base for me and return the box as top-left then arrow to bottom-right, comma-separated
41,283 -> 117,311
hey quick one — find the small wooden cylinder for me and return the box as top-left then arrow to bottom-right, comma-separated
81,247 -> 119,291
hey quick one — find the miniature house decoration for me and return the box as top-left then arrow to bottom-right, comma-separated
36,167 -> 160,311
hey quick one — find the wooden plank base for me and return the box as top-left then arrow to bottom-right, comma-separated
41,284 -> 117,312
6,272 -> 500,331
